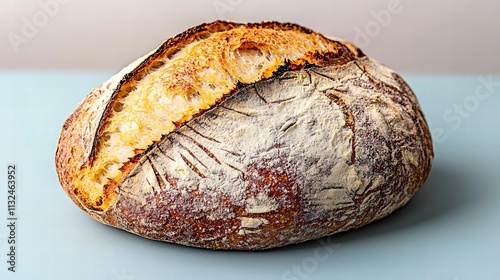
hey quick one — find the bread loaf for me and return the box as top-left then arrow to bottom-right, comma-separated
55,21 -> 433,250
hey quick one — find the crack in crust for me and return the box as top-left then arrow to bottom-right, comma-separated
56,21 -> 364,211
89,22 -> 362,165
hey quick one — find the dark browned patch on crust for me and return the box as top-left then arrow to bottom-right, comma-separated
105,142 -> 304,250
224,149 -> 303,249
307,43 -> 357,66
106,185 -> 244,249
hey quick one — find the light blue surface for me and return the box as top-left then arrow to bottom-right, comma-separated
0,71 -> 499,280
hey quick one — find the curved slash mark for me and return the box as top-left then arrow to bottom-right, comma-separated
173,138 -> 208,169
175,132 -> 222,165
270,96 -> 295,104
180,153 -> 206,178
305,69 -> 312,85
309,68 -> 337,81
220,105 -> 252,117
253,84 -> 268,104
221,148 -> 242,157
225,163 -> 246,176
185,124 -> 220,143
279,118 -> 297,134
323,91 -> 357,164
156,145 -> 176,162
319,185 -> 345,191
143,161 -> 157,195
278,75 -> 296,81
353,61 -> 367,78
147,155 -> 166,193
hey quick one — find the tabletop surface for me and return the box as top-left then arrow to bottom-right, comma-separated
0,71 -> 499,280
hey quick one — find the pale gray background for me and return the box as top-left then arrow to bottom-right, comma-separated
1,0 -> 500,73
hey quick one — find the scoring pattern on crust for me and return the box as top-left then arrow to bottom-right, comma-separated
55,21 -> 433,250
102,57 -> 433,250
56,21 -> 363,211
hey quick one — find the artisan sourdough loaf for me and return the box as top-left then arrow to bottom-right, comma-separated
55,21 -> 433,250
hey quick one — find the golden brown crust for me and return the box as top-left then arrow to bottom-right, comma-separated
55,21 -> 433,250
56,20 -> 363,212
92,20 -> 362,164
